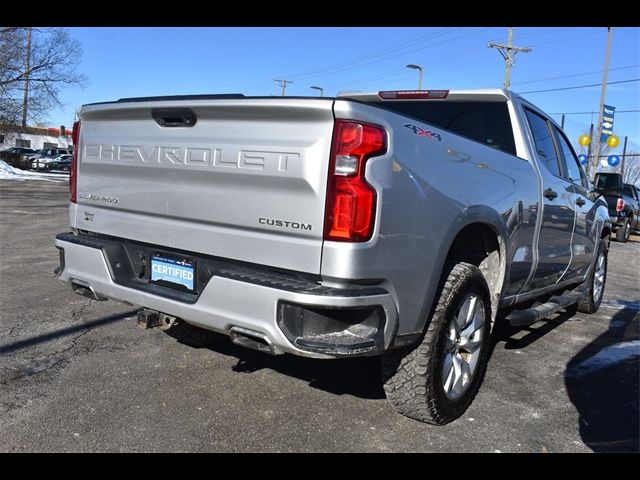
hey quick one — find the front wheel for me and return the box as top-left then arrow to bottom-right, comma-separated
381,262 -> 492,425
577,239 -> 608,314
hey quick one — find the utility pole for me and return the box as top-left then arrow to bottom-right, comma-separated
274,79 -> 293,97
586,123 -> 594,179
488,27 -> 532,90
621,135 -> 628,180
590,27 -> 614,179
21,27 -> 32,127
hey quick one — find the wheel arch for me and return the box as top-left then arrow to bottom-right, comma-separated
416,208 -> 509,335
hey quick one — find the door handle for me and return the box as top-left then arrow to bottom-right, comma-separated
544,188 -> 558,200
576,197 -> 586,207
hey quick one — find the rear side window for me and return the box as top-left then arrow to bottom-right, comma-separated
524,109 -> 561,178
553,127 -> 586,187
368,100 -> 517,155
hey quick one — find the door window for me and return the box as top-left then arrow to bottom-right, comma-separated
524,109 -> 562,177
554,127 -> 587,188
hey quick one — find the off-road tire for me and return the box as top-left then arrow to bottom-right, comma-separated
577,239 -> 608,314
381,262 -> 492,425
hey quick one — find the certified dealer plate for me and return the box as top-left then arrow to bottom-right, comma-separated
150,256 -> 195,291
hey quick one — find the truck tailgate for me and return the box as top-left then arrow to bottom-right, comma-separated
75,98 -> 335,274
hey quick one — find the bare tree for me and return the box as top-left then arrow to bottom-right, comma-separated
621,153 -> 640,186
0,27 -> 86,132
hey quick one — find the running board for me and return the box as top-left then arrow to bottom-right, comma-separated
506,291 -> 585,327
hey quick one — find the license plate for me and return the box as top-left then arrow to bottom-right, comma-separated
150,256 -> 195,291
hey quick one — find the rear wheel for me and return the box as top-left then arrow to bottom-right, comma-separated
577,239 -> 608,314
381,262 -> 492,425
616,218 -> 630,242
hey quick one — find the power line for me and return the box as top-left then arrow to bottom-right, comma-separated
289,28 -> 490,84
283,28 -> 454,80
518,78 -> 640,94
425,29 -> 604,81
246,28 -> 492,94
530,29 -> 601,49
389,27 -> 554,76
513,64 -> 640,86
583,154 -> 640,158
549,109 -> 640,115
243,28 -> 455,93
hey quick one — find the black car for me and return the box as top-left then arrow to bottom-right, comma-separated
0,147 -> 37,167
593,173 -> 640,242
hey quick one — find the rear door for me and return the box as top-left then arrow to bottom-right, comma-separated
76,98 -> 335,274
523,109 -> 576,289
552,126 -> 596,279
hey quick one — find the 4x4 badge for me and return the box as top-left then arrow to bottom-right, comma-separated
403,123 -> 442,142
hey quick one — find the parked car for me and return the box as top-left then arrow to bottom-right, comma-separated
593,172 -> 640,242
33,153 -> 72,172
29,149 -> 72,170
0,147 -> 36,167
55,88 -> 611,425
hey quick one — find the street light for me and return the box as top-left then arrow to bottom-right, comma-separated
310,86 -> 324,97
406,64 -> 423,90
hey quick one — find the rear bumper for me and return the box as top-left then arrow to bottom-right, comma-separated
54,232 -> 398,359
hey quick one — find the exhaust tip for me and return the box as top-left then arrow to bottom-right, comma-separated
229,326 -> 278,355
71,281 -> 107,301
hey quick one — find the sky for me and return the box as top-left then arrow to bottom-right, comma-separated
48,27 -> 640,152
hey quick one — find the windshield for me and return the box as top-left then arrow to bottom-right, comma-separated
595,173 -> 623,191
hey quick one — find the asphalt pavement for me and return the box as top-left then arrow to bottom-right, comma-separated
1,180 -> 638,452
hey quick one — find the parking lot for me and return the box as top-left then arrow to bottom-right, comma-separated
1,179 -> 638,452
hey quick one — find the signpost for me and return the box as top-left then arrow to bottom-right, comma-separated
600,104 -> 615,143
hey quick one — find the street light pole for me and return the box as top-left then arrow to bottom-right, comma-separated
310,86 -> 324,97
406,64 -> 423,90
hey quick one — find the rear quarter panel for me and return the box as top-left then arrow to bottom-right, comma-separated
322,100 -> 539,335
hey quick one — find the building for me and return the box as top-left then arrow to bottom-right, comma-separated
0,124 -> 73,151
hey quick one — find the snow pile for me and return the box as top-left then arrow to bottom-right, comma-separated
568,340 -> 640,376
0,159 -> 68,182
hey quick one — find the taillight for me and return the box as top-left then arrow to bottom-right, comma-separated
324,120 -> 387,242
617,198 -> 625,212
70,120 -> 80,203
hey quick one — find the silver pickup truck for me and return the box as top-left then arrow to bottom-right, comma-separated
55,89 -> 611,424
